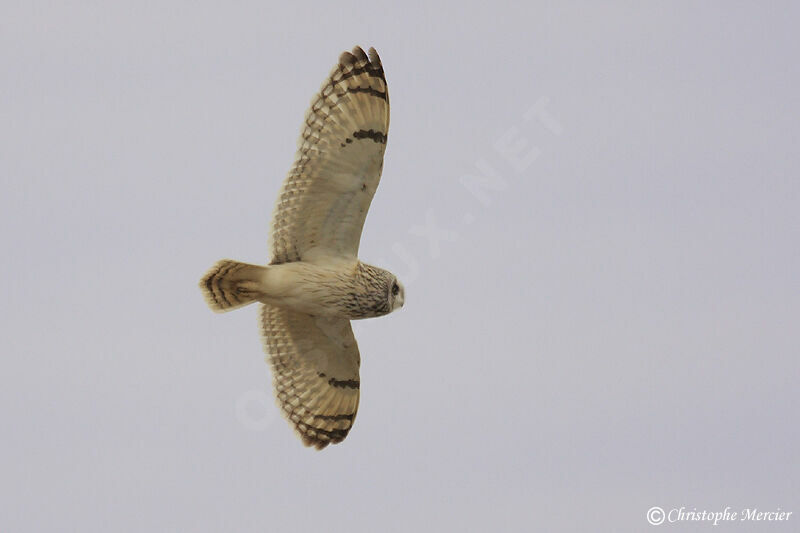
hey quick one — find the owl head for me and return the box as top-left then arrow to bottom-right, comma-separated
389,277 -> 405,312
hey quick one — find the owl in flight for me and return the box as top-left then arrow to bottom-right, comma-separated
199,46 -> 404,449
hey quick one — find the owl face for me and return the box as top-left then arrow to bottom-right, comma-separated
353,263 -> 403,318
389,277 -> 405,312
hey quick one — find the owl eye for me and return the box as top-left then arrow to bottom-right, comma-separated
391,282 -> 399,296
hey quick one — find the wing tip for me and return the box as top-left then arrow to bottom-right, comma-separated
301,433 -> 334,450
284,403 -> 354,451
338,45 -> 384,73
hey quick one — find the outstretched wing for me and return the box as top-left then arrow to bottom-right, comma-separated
259,304 -> 360,449
269,46 -> 390,264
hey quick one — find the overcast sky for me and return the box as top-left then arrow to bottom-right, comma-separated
2,2 -> 798,532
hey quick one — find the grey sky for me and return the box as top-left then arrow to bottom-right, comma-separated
2,2 -> 798,532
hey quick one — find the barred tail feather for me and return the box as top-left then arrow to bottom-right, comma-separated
199,259 -> 265,312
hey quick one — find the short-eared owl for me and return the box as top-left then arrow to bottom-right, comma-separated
199,46 -> 403,449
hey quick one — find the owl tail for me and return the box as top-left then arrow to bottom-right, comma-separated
199,259 -> 266,312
